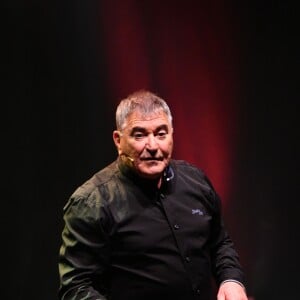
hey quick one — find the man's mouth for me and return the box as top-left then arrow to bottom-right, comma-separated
141,157 -> 163,161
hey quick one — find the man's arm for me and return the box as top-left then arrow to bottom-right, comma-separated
58,194 -> 110,300
206,183 -> 247,299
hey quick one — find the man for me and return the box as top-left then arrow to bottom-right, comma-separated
58,90 -> 248,300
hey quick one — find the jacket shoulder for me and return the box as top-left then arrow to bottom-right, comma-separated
171,159 -> 221,213
63,161 -> 119,212
171,159 -> 206,179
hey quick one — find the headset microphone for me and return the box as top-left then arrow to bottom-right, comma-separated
120,153 -> 134,163
126,156 -> 134,162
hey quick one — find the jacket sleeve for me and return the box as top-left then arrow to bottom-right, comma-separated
58,190 -> 111,300
204,177 -> 246,287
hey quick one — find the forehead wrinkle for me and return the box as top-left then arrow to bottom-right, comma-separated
123,111 -> 171,131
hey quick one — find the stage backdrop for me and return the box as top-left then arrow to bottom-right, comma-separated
5,1 -> 298,299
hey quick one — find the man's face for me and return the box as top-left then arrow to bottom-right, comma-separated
113,110 -> 173,179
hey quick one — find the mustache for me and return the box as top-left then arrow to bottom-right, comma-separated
120,153 -> 164,162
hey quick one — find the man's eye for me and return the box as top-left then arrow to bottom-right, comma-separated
157,131 -> 167,138
133,133 -> 144,139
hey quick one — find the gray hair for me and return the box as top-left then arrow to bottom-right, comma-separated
115,90 -> 173,130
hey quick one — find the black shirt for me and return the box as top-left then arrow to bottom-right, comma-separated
58,159 -> 245,300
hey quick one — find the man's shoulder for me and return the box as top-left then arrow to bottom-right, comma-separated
62,161 -> 120,212
171,159 -> 215,193
71,161 -> 119,200
171,159 -> 219,212
171,159 -> 205,176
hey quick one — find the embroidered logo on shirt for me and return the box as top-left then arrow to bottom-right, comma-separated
192,209 -> 204,216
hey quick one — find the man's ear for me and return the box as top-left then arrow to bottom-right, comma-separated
113,130 -> 122,154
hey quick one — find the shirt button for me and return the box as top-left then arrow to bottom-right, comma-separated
174,224 -> 180,229
185,256 -> 191,262
196,289 -> 201,294
160,193 -> 165,199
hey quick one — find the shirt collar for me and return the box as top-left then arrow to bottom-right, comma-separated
117,157 -> 175,189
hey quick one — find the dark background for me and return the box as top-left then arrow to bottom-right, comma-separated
5,1 -> 298,299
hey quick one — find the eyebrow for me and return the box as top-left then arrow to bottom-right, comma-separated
130,124 -> 169,135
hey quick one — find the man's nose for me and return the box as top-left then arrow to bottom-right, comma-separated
146,134 -> 158,150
